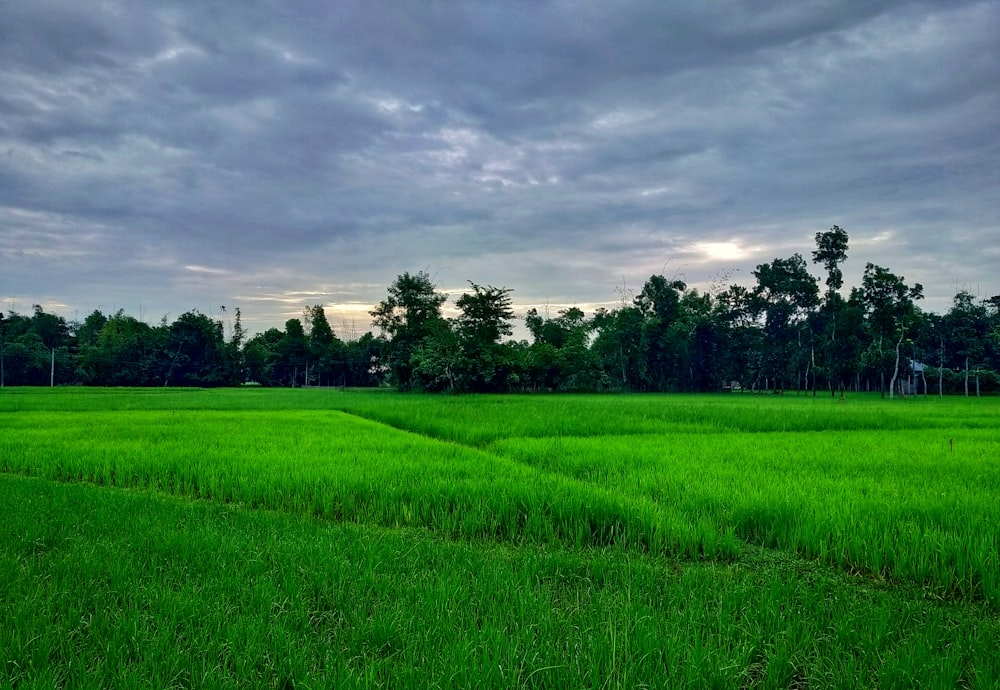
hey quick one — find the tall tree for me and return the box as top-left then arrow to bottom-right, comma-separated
304,305 -> 344,386
812,226 -> 850,297
411,283 -> 516,392
243,328 -> 285,386
273,319 -> 310,387
524,306 -> 598,391
856,263 -> 923,399
591,306 -> 644,390
750,255 -> 819,392
634,275 -> 687,390
678,289 -> 725,392
714,284 -> 761,390
811,226 -> 850,395
943,290 -> 990,396
370,271 -> 447,389
78,311 -> 157,386
161,311 -> 230,387
455,283 -> 514,348
227,307 -> 247,384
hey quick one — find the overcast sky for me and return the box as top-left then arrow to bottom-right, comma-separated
2,0 -> 998,336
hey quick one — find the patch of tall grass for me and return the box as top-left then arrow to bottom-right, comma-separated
0,409 -> 735,558
492,429 -> 1000,605
3,474 -> 998,688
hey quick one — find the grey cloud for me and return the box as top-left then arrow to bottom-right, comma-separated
1,0 -> 997,331
0,1 -> 166,73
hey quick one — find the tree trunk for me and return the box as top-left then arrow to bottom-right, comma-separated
938,336 -> 945,397
889,330 -> 904,401
964,357 -> 969,397
164,345 -> 184,387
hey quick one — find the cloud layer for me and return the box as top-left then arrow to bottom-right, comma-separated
2,0 -> 998,332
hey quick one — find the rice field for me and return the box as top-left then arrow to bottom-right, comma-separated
2,388 -> 999,688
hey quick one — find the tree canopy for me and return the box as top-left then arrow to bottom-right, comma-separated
4,227 -> 999,396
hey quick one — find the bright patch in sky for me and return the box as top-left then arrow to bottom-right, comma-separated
694,242 -> 746,262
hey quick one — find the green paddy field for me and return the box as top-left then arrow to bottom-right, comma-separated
2,389 -> 998,688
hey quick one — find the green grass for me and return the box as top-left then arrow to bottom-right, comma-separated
2,387 -> 999,687
0,409 -> 733,558
492,430 -> 1000,603
3,474 -> 998,689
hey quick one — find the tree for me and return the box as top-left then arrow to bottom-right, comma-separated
455,283 -> 514,347
943,290 -> 990,397
856,263 -> 923,399
78,311 -> 157,386
304,305 -> 344,386
678,289 -> 725,392
750,255 -> 819,392
272,319 -> 310,387
525,306 -> 599,391
591,306 -> 644,390
453,283 -> 516,392
243,328 -> 285,385
370,271 -> 447,389
161,311 -> 230,387
635,275 -> 687,391
812,226 -> 850,296
226,307 -> 247,384
714,284 -> 761,390
811,226 -> 850,395
410,320 -> 463,391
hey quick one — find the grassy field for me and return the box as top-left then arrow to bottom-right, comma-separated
2,388 -> 999,688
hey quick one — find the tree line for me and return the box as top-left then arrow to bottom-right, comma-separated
3,228 -> 999,395
0,305 -> 384,389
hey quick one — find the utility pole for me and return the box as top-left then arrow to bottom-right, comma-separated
51,347 -> 55,387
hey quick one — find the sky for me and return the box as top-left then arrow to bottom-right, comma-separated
2,0 -> 998,337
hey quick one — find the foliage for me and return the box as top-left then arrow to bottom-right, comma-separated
370,271 -> 447,389
4,227 -> 1000,394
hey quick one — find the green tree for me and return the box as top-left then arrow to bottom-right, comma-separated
635,275 -> 687,391
370,271 -> 447,389
811,226 -> 850,395
943,290 -> 990,396
272,319 -> 310,387
226,307 -> 247,384
0,312 -> 9,387
410,320 -> 462,391
243,328 -> 285,386
714,284 -> 762,390
750,255 -> 819,392
341,332 -> 388,387
856,263 -> 923,399
304,305 -> 344,386
525,306 -> 599,391
453,283 -> 516,392
78,311 -> 157,386
678,289 -> 726,392
591,306 -> 644,390
161,311 -> 230,387
0,311 -> 40,385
